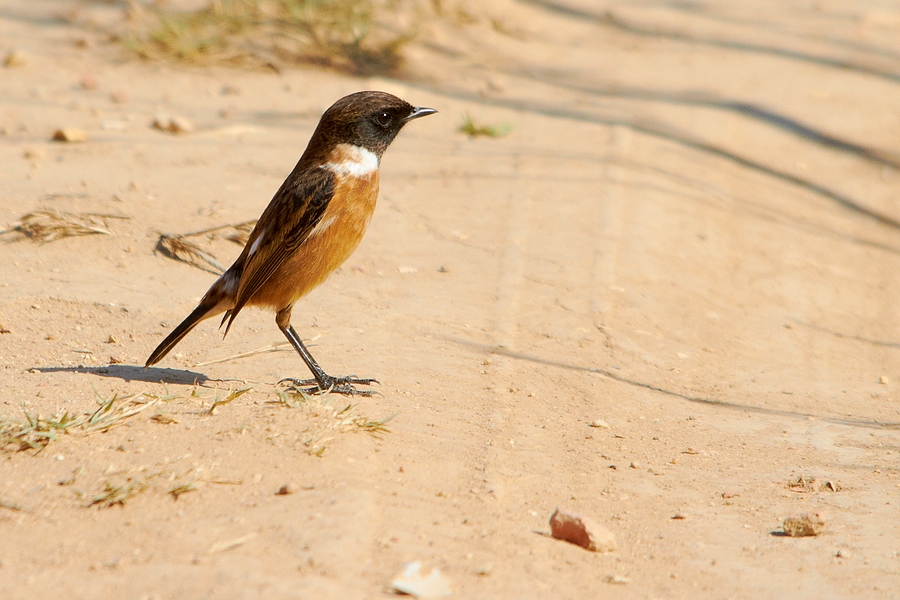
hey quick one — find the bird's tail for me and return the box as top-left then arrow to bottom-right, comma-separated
145,302 -> 220,367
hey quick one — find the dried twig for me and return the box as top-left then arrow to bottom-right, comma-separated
1,209 -> 129,242
194,341 -> 292,367
155,220 -> 256,274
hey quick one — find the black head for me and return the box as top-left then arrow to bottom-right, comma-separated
309,91 -> 437,158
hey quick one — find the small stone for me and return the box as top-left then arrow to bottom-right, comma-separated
589,419 -> 610,429
52,128 -> 89,142
276,483 -> 297,495
836,548 -> 850,558
629,461 -> 640,469
783,512 -> 826,537
671,512 -> 687,520
683,447 -> 700,455
398,266 -> 418,275
80,72 -> 99,90
152,113 -> 194,134
437,265 -> 450,273
390,561 -> 451,597
549,507 -> 616,552
880,375 -> 889,385
4,50 -> 28,67
605,574 -> 631,585
107,335 -> 117,344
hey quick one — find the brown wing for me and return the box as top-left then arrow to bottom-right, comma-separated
223,167 -> 335,334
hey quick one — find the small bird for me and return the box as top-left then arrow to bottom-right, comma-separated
145,91 -> 436,395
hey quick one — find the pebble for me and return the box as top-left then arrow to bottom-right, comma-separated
605,574 -> 631,585
4,50 -> 28,67
880,375 -> 890,385
390,561 -> 451,598
549,508 -> 616,552
589,419 -> 610,429
275,483 -> 296,496
52,128 -> 89,143
152,113 -> 194,134
783,512 -> 826,537
80,72 -> 99,90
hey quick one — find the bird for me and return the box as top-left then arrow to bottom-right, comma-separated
145,91 -> 436,396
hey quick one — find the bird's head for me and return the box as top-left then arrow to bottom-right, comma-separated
311,91 -> 437,159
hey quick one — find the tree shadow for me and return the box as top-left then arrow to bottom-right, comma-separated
409,81 -> 900,232
442,336 -> 900,431
520,0 -> 900,85
789,319 -> 900,351
608,159 -> 900,258
661,1 -> 900,62
514,70 -> 900,171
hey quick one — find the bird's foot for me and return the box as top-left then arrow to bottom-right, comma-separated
278,375 -> 379,397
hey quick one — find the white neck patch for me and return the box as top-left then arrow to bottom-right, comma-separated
322,144 -> 379,177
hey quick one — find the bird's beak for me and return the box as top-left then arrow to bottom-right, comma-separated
405,107 -> 438,121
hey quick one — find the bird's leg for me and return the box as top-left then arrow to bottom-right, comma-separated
276,308 -> 377,396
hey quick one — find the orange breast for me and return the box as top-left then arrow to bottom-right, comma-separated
250,171 -> 380,310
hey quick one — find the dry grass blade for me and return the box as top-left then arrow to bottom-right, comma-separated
208,532 -> 256,554
0,498 -> 26,512
1,390 -> 162,454
155,220 -> 257,274
156,234 -> 227,274
0,410 -> 80,452
194,341 -> 292,367
224,220 -> 255,245
90,481 -> 148,508
275,389 -> 395,454
121,0 -> 416,75
209,386 -> 253,414
150,413 -> 179,425
169,482 -> 198,499
1,209 -> 129,242
353,412 -> 396,436
459,114 -> 511,138
82,391 -> 158,434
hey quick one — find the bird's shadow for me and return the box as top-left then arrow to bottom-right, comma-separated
35,364 -> 209,385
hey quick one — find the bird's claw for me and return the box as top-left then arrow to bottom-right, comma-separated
278,375 -> 380,397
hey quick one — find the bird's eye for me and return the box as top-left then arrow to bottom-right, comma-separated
374,111 -> 392,127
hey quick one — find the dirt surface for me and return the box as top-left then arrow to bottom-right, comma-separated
2,1 -> 900,598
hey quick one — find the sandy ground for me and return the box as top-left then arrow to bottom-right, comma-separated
2,1 -> 900,598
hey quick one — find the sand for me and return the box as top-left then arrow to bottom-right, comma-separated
2,1 -> 900,598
